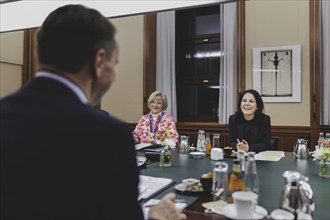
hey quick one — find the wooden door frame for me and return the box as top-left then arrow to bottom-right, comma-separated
309,0 -> 321,145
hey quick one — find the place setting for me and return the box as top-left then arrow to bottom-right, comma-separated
175,172 -> 213,196
221,191 -> 268,220
203,191 -> 268,220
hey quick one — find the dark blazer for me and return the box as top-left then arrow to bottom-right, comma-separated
228,112 -> 271,153
0,77 -> 143,220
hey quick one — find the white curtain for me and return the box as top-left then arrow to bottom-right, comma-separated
156,11 -> 177,121
218,2 -> 237,124
321,0 -> 330,125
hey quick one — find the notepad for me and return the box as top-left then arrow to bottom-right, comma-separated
255,151 -> 285,161
138,175 -> 175,201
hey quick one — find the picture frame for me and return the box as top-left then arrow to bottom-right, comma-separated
252,44 -> 301,102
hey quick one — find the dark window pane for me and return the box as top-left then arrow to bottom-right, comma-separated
176,4 -> 220,122
195,14 -> 220,36
177,84 -> 219,121
193,42 -> 220,76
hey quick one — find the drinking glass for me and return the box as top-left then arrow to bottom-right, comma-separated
244,152 -> 259,195
212,161 -> 228,201
179,135 -> 189,154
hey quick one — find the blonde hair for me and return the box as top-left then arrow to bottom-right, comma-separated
147,91 -> 168,111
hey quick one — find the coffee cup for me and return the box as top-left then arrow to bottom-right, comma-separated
232,191 -> 258,219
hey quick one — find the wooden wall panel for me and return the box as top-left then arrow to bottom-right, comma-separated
129,123 -> 315,152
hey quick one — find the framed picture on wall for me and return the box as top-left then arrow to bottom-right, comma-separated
252,44 -> 301,102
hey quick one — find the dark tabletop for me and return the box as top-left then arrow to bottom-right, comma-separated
139,150 -> 330,220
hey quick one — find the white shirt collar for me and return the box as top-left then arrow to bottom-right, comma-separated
35,71 -> 88,104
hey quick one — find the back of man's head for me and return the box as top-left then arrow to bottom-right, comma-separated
37,4 -> 117,73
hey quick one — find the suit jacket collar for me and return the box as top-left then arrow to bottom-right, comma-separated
35,71 -> 88,104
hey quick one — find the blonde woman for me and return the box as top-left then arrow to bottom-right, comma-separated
133,91 -> 179,148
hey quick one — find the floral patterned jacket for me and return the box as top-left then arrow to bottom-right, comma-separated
132,111 -> 179,147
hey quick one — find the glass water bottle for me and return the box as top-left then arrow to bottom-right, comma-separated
318,132 -> 325,149
212,161 -> 228,201
196,130 -> 206,152
244,152 -> 259,195
237,150 -> 246,177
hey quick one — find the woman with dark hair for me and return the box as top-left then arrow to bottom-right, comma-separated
227,89 -> 271,153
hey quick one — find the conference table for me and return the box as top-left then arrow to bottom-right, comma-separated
138,150 -> 330,220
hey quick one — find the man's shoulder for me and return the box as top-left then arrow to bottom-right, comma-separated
89,107 -> 127,127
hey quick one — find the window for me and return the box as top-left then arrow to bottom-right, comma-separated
175,5 -> 220,122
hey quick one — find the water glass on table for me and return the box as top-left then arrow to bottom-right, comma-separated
212,161 -> 228,201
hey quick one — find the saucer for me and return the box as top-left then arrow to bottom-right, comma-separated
221,204 -> 268,220
136,156 -> 147,168
189,152 -> 205,159
271,209 -> 295,220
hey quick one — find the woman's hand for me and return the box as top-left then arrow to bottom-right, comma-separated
150,139 -> 157,145
236,139 -> 249,152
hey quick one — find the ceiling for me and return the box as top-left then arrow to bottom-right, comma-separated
0,0 -> 231,33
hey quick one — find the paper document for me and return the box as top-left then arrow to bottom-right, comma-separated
135,143 -> 153,150
255,151 -> 285,161
135,143 -> 163,152
138,175 -> 175,201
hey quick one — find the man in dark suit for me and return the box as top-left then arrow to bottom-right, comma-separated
0,4 -> 186,220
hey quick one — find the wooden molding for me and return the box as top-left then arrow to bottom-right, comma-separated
237,0 -> 246,95
143,13 -> 156,115
22,28 -> 38,85
22,30 -> 31,85
309,0 -> 321,146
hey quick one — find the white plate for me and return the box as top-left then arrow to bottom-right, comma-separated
271,209 -> 295,220
189,152 -> 206,159
182,178 -> 199,187
174,183 -> 212,196
221,204 -> 268,220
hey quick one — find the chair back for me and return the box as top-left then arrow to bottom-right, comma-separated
270,137 -> 279,150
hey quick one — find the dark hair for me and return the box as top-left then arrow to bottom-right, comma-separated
237,89 -> 265,115
37,4 -> 117,73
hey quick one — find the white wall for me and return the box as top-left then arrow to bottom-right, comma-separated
0,31 -> 24,98
101,15 -> 144,123
245,0 -> 310,126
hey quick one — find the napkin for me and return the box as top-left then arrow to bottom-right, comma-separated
211,148 -> 224,160
202,200 -> 228,213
